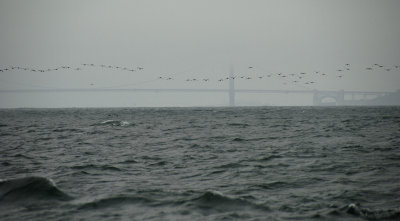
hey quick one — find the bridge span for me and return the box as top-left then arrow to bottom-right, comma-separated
0,87 -> 393,106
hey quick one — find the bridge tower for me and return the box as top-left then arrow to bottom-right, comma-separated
229,65 -> 235,107
337,90 -> 345,105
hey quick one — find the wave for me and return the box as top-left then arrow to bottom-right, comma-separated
227,123 -> 250,128
214,162 -> 243,169
252,181 -> 294,190
94,120 -> 131,127
71,164 -> 123,172
76,190 -> 269,214
52,128 -> 83,133
0,176 -> 72,202
256,154 -> 282,161
119,159 -> 138,164
327,203 -> 400,220
188,191 -> 269,212
78,195 -> 154,210
345,203 -> 400,220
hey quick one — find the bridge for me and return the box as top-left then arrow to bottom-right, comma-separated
0,87 -> 392,106
0,66 -> 395,106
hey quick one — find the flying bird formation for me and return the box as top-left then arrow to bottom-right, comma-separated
364,63 -> 399,72
0,64 -> 145,73
1,63 -> 399,88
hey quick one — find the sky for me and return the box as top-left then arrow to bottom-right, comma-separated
0,0 -> 399,107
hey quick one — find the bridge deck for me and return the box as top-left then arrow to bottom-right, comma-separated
0,88 -> 392,95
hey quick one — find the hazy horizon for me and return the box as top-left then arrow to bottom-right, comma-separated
1,0 -> 399,107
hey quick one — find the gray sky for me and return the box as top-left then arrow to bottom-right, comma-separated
0,0 -> 399,107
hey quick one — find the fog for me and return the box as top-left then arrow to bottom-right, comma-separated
0,0 -> 399,107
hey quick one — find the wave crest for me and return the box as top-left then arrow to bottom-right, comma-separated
0,176 -> 72,202
346,203 -> 400,220
190,191 -> 269,212
98,120 -> 131,127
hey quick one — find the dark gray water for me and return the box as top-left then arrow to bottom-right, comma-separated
1,107 -> 400,220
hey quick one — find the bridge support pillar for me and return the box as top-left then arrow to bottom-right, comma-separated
337,90 -> 345,105
313,90 -> 321,106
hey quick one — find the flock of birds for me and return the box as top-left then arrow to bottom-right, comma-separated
1,63 -> 399,88
0,63 -> 144,73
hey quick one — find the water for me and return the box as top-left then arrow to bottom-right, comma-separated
1,106 -> 400,220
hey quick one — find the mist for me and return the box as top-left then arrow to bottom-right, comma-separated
1,0 -> 399,107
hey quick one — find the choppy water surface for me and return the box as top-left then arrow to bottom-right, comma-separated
1,107 -> 400,220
